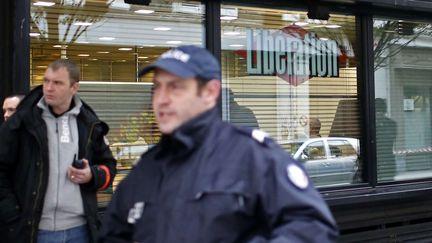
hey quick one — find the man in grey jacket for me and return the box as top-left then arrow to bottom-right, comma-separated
0,59 -> 117,243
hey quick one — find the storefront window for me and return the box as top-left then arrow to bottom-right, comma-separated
374,18 -> 432,182
221,4 -> 361,187
30,0 -> 204,206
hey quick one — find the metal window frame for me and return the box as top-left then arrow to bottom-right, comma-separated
4,0 -> 432,202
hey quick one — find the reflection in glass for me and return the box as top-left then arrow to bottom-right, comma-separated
374,18 -> 432,182
221,4 -> 361,187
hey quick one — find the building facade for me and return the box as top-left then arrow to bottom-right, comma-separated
2,0 -> 432,241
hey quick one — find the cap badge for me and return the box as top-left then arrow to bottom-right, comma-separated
160,49 -> 190,63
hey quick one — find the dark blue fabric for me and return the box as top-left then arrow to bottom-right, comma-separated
100,107 -> 338,243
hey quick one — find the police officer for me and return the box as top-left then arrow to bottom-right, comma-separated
99,45 -> 338,243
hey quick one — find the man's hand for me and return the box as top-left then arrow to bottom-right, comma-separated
68,159 -> 92,184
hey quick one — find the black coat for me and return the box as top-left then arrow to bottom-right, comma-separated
0,86 -> 117,243
100,107 -> 338,243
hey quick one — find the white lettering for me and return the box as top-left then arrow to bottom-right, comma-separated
160,49 -> 190,63
60,117 -> 70,143
246,29 -> 340,78
247,29 -> 262,74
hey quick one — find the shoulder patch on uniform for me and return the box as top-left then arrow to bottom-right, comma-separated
287,164 -> 309,190
251,129 -> 269,143
128,201 -> 145,224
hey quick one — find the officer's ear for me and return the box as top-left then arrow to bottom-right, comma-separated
201,79 -> 220,106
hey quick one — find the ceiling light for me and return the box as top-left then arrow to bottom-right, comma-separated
294,22 -> 309,26
153,27 -> 171,31
33,1 -> 55,7
30,33 -> 41,37
221,7 -> 238,21
166,41 -> 182,44
282,13 -> 300,22
134,9 -> 154,14
220,16 -> 237,21
74,22 -> 93,26
53,45 -> 62,48
138,56 -> 149,59
326,24 -> 341,29
229,44 -> 244,47
99,37 -> 115,41
223,31 -> 241,36
78,54 -> 90,57
119,48 -> 132,51
97,51 -> 110,54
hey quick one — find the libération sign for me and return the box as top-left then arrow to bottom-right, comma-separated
246,28 -> 340,81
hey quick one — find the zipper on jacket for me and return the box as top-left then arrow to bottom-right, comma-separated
53,119 -> 60,230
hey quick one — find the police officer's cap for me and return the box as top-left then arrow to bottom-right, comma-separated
138,45 -> 221,81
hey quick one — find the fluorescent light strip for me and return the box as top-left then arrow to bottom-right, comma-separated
166,41 -> 182,44
326,24 -> 341,29
153,27 -> 171,31
220,16 -> 237,20
33,1 -> 55,7
223,31 -> 241,36
74,22 -> 93,26
135,9 -> 154,14
295,22 -> 309,26
99,37 -> 115,41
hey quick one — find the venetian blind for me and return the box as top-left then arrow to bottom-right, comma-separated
221,5 -> 362,187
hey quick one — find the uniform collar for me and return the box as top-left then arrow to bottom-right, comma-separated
158,107 -> 219,156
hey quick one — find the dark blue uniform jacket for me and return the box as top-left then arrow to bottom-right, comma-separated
100,107 -> 338,243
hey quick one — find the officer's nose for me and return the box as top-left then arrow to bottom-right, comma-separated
154,88 -> 170,106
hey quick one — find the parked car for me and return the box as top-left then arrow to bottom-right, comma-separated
282,137 -> 360,186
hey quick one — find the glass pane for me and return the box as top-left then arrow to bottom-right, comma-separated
374,18 -> 432,182
30,0 -> 204,207
221,4 -> 362,187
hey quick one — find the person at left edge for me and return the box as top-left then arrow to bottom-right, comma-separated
0,59 -> 117,243
2,94 -> 24,122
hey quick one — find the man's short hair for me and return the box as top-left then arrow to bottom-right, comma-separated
48,59 -> 80,84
